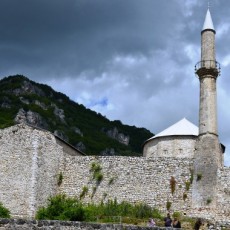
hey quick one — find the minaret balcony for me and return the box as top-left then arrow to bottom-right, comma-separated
195,60 -> 221,78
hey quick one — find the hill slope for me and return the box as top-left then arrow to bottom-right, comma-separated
0,75 -> 154,156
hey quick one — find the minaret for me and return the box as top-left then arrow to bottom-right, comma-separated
193,8 -> 222,209
197,8 -> 220,136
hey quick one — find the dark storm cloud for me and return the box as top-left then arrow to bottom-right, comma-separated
0,0 -> 230,165
0,0 -> 188,79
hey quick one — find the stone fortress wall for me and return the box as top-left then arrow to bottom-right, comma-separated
0,124 -> 230,225
59,155 -> 193,214
0,124 -> 81,218
216,167 -> 230,220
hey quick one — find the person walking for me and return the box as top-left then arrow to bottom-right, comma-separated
164,213 -> 172,227
148,218 -> 156,227
194,218 -> 202,230
172,217 -> 181,228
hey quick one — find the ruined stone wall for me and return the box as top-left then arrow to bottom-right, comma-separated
143,136 -> 196,158
59,156 -> 194,215
0,218 -> 229,230
0,125 -> 33,218
216,167 -> 230,221
0,124 -> 64,218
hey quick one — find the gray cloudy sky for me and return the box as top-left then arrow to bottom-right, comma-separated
1,0 -> 230,165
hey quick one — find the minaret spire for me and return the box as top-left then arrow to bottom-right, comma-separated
202,8 -> 215,32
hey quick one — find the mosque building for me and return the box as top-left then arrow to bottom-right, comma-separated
0,6 -> 230,227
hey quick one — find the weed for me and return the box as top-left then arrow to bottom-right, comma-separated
206,198 -> 212,205
91,186 -> 97,199
185,181 -> 190,191
170,176 -> 176,195
80,186 -> 88,200
0,202 -> 10,218
172,211 -> 181,219
183,193 -> 188,201
90,162 -> 103,184
108,177 -> 115,185
95,173 -> 103,184
197,173 -> 202,181
57,172 -> 63,186
166,201 -> 172,210
189,169 -> 194,184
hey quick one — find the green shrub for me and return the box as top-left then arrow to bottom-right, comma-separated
172,211 -> 181,219
133,203 -> 156,219
0,202 -> 10,218
36,195 -> 163,224
80,186 -> 88,200
84,199 -> 162,222
36,194 -> 85,221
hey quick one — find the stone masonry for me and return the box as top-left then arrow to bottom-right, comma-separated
0,124 -> 80,218
0,124 -> 230,224
0,218 -> 230,230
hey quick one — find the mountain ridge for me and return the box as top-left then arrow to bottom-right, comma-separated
0,75 -> 154,156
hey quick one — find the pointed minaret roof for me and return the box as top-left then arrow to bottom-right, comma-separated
147,118 -> 198,141
202,8 -> 215,31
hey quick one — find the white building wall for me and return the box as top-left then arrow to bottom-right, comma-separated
143,136 -> 196,158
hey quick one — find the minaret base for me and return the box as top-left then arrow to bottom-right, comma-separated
192,134 -> 222,209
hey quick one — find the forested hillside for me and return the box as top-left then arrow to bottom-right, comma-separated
0,75 -> 154,156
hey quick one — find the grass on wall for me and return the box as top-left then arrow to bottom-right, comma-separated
0,202 -> 11,218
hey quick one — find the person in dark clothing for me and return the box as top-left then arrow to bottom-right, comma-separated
164,213 -> 172,227
172,218 -> 181,228
194,218 -> 202,230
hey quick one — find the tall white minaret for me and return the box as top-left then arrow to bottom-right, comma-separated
196,8 -> 220,136
193,8 -> 222,210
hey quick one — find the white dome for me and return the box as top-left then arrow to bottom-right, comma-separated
147,118 -> 198,141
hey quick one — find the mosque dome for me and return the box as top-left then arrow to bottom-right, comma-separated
143,118 -> 198,158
